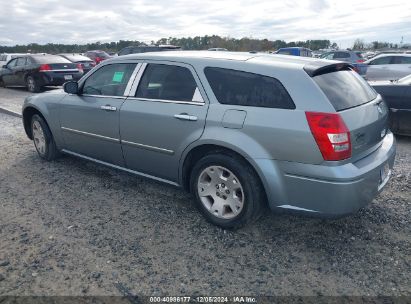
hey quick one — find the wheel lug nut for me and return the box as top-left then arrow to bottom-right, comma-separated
221,183 -> 225,188
216,185 -> 219,189
226,190 -> 230,194
216,192 -> 220,197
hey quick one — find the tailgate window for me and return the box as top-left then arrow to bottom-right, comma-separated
314,70 -> 377,111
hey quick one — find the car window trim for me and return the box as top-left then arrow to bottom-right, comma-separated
127,61 -> 206,105
79,62 -> 140,98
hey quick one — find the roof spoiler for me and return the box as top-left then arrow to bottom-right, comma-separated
304,62 -> 354,77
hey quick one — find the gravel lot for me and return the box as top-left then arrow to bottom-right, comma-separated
0,88 -> 410,298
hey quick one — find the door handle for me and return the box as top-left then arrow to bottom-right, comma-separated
100,105 -> 117,111
174,113 -> 198,121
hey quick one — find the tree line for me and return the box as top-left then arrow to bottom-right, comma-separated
0,36 -> 335,54
0,35 -> 407,54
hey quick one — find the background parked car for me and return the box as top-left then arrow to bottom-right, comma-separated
58,53 -> 96,74
276,47 -> 312,57
208,48 -> 228,51
365,54 -> 411,81
0,54 -> 83,92
117,44 -> 181,56
0,53 -> 28,66
370,74 -> 411,135
320,50 -> 367,76
84,50 -> 111,64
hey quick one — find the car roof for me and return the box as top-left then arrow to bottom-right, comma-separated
109,50 -> 340,71
372,53 -> 411,58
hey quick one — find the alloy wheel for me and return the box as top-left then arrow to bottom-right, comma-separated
32,120 -> 46,155
197,165 -> 245,219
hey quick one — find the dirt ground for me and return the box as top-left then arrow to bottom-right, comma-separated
0,93 -> 410,297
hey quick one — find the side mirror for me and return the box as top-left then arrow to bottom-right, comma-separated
63,81 -> 79,94
2,65 -> 7,69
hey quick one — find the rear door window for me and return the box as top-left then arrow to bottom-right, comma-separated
313,70 -> 377,111
16,57 -> 27,66
370,56 -> 392,65
394,56 -> 411,64
333,52 -> 350,59
82,63 -> 136,96
136,64 -> 199,102
204,67 -> 295,109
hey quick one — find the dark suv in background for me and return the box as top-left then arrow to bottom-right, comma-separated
118,44 -> 181,56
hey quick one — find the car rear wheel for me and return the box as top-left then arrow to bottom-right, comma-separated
31,114 -> 59,161
0,77 -> 4,87
26,76 -> 41,93
190,153 -> 265,229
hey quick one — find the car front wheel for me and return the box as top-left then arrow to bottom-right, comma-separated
190,153 -> 265,229
31,114 -> 59,161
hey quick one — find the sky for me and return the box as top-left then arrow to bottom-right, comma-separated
0,0 -> 410,48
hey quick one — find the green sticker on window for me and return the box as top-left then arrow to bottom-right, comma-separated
112,71 -> 124,83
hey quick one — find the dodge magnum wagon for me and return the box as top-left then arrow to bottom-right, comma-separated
22,51 -> 396,228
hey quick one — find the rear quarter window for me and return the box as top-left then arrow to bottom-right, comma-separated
204,67 -> 295,109
313,70 -> 377,111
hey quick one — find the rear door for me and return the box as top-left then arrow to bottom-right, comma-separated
390,56 -> 411,80
60,62 -> 138,166
366,56 -> 393,81
1,58 -> 18,85
313,69 -> 389,159
14,57 -> 28,85
119,62 -> 208,183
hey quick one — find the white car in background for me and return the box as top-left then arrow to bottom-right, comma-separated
365,54 -> 411,81
0,53 -> 28,66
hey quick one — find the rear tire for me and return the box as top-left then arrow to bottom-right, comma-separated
31,114 -> 60,161
27,76 -> 41,93
190,153 -> 265,229
0,77 -> 4,87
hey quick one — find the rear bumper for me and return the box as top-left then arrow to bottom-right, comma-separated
256,132 -> 396,216
37,72 -> 83,86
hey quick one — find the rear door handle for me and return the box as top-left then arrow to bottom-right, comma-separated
100,105 -> 117,111
174,114 -> 198,121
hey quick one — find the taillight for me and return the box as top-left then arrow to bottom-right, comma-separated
305,112 -> 351,161
95,57 -> 102,64
76,63 -> 84,72
356,59 -> 365,63
39,64 -> 51,71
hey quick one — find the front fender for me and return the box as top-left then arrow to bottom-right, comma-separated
22,92 -> 66,149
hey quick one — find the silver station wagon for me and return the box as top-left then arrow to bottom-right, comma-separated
22,51 -> 396,228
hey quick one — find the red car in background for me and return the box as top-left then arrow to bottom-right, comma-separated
84,50 -> 111,65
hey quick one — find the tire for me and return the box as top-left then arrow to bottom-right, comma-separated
31,114 -> 60,161
190,153 -> 265,229
0,77 -> 4,87
26,76 -> 41,93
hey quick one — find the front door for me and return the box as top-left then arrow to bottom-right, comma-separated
60,62 -> 138,166
120,62 -> 209,183
1,58 -> 18,85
